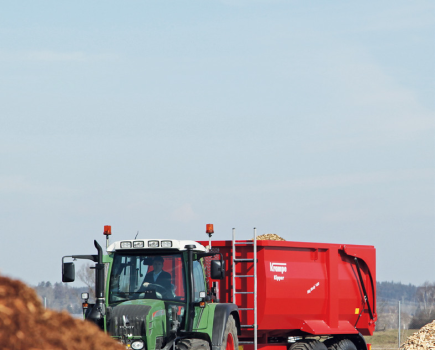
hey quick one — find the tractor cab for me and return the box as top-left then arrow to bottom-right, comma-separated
62,228 -> 226,350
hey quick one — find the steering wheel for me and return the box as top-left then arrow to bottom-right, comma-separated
139,283 -> 169,299
147,283 -> 167,294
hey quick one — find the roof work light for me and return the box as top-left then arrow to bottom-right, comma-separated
206,223 -> 214,251
104,225 -> 112,249
206,224 -> 214,234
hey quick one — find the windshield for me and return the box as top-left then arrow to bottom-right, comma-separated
109,253 -> 186,304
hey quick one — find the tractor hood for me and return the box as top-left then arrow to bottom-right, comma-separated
108,299 -> 166,338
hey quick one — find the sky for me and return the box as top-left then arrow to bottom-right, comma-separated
0,1 -> 434,288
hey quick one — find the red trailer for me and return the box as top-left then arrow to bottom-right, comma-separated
200,235 -> 376,350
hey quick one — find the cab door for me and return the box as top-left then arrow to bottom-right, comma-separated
192,260 -> 209,330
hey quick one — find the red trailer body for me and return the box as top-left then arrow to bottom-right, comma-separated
200,239 -> 376,342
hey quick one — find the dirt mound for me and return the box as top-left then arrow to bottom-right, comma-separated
402,320 -> 435,349
0,275 -> 125,350
256,233 -> 286,241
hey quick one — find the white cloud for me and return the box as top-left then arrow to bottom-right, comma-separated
170,203 -> 198,223
322,208 -> 368,223
27,51 -> 88,62
312,45 -> 435,147
0,50 -> 119,63
0,176 -> 77,196
282,169 -> 435,191
203,169 -> 435,196
362,2 -> 435,32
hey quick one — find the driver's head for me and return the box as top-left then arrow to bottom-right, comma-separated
152,256 -> 164,273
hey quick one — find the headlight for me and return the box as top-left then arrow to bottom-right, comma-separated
148,240 -> 159,247
161,240 -> 172,248
120,241 -> 132,248
131,340 -> 145,350
133,241 -> 144,248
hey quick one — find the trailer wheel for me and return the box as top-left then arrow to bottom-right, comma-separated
177,339 -> 210,350
221,315 -> 238,350
323,339 -> 357,350
289,340 -> 327,350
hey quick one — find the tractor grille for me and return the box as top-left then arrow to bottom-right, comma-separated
108,304 -> 152,337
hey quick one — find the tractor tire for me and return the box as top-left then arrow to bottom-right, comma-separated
289,340 -> 328,350
221,315 -> 238,350
177,339 -> 210,350
323,339 -> 357,350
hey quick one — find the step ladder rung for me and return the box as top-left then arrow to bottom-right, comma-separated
234,258 -> 255,262
232,228 -> 258,350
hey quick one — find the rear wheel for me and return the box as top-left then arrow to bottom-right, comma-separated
323,339 -> 357,350
177,339 -> 210,350
221,315 -> 238,350
289,340 -> 328,350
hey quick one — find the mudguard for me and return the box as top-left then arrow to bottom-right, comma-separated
348,333 -> 368,350
211,304 -> 239,350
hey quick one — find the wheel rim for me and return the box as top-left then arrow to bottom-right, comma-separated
226,333 -> 235,350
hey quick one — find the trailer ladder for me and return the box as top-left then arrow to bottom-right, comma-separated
232,228 -> 257,350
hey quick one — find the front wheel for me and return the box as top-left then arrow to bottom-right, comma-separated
221,315 -> 238,350
177,339 -> 210,350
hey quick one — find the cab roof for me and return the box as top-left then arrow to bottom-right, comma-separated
106,239 -> 207,253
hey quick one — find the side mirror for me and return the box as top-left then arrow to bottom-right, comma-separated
62,262 -> 75,282
211,260 -> 225,279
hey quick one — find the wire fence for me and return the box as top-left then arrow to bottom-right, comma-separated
376,298 -> 420,331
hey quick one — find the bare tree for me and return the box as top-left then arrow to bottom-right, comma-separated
409,282 -> 435,329
76,262 -> 110,302
415,282 -> 435,317
77,262 -> 95,300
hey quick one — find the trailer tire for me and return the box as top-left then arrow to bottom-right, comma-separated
324,339 -> 357,350
177,339 -> 210,350
221,315 -> 238,350
289,340 -> 327,350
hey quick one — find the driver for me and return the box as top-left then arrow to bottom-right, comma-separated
142,256 -> 172,295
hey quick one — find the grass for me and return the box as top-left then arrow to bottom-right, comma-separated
364,329 -> 418,349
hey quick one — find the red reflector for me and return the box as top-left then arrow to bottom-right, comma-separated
103,225 -> 112,235
206,224 -> 214,234
367,344 -> 371,350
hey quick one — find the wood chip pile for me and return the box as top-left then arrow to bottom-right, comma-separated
0,275 -> 126,350
402,320 -> 435,350
256,233 -> 286,241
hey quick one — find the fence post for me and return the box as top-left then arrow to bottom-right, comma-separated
398,300 -> 401,348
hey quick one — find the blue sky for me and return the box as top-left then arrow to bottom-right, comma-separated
0,1 -> 434,287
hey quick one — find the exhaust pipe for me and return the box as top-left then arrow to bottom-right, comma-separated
87,240 -> 106,329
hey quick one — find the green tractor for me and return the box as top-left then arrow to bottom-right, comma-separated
62,227 -> 239,350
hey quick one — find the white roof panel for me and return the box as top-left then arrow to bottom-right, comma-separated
106,239 -> 207,253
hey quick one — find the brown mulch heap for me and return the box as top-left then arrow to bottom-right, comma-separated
0,275 -> 126,350
402,320 -> 435,349
256,233 -> 286,241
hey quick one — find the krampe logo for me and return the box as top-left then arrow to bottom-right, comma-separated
270,262 -> 287,274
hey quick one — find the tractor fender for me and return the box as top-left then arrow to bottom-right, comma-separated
211,304 -> 240,350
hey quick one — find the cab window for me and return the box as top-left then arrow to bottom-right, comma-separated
192,261 -> 205,302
